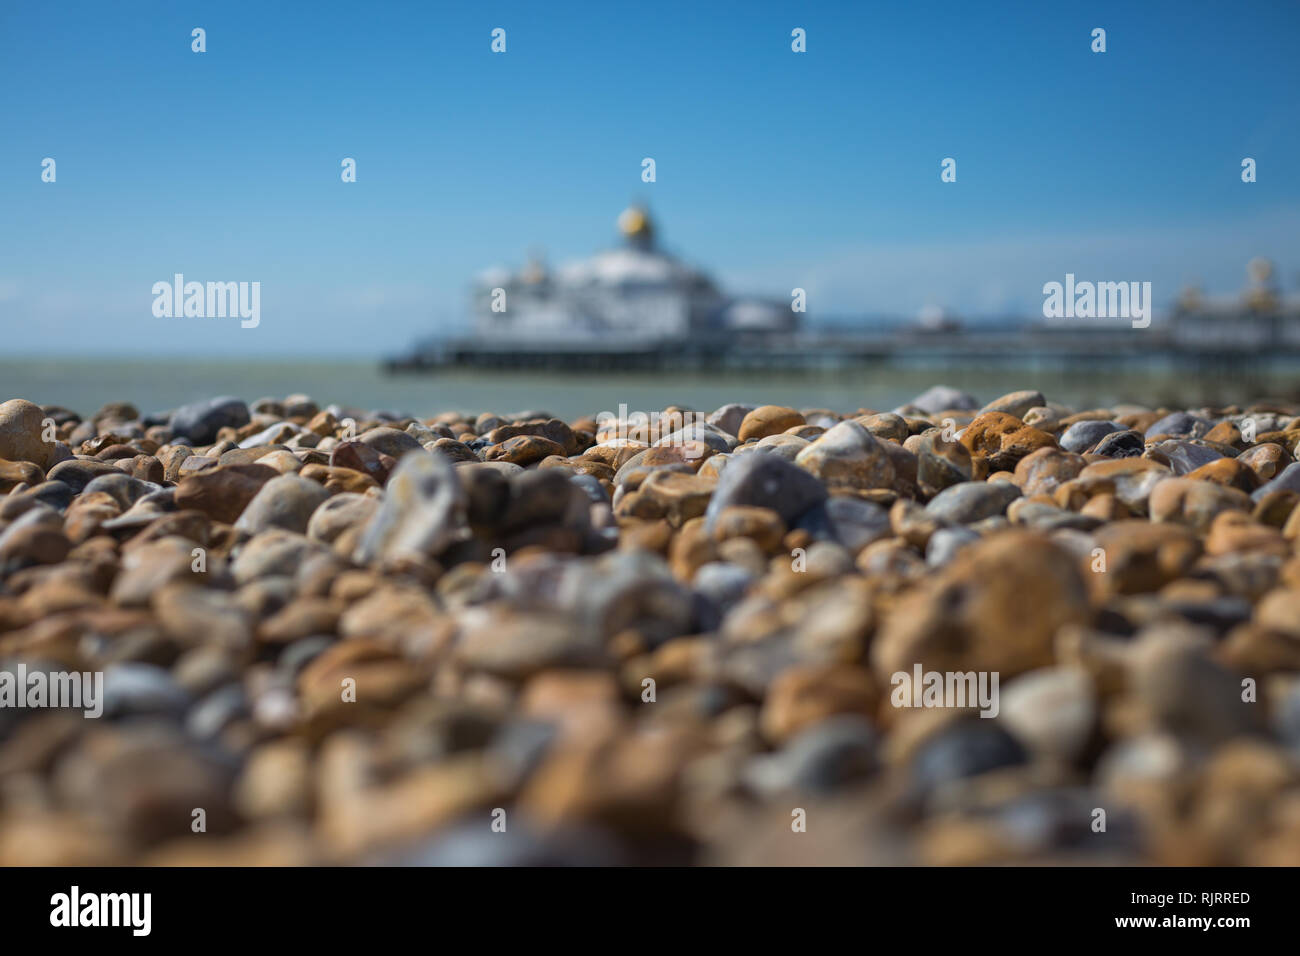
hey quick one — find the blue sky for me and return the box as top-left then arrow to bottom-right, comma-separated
1,0 -> 1297,356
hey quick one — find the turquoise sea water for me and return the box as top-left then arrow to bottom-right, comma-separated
0,358 -> 1292,421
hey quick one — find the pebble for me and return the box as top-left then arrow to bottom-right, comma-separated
4,387 -> 1299,866
794,420 -> 895,491
906,385 -> 978,414
233,474 -> 331,535
100,663 -> 192,718
760,663 -> 879,744
910,720 -> 1028,795
737,405 -> 805,441
917,431 -> 974,491
873,531 -> 1089,679
745,715 -> 879,795
0,399 -> 55,469
1148,477 -> 1251,531
1059,419 -> 1123,453
705,403 -> 756,438
925,525 -> 980,567
46,458 -> 123,494
1092,429 -> 1146,458
960,412 -> 1057,471
924,479 -> 1020,524
1144,411 -> 1209,439
353,451 -> 467,565
1151,439 -> 1223,474
175,463 -> 279,524
997,667 -> 1096,762
703,448 -> 826,533
800,496 -> 892,552
169,396 -> 251,445
980,389 -> 1045,419
1251,460 -> 1300,501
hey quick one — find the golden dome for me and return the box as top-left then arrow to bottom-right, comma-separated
520,255 -> 547,284
617,205 -> 653,240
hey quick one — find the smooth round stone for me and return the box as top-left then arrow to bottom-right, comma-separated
1148,477 -> 1251,530
737,405 -> 804,442
1014,447 -> 1086,497
910,721 -> 1028,793
1131,636 -> 1263,744
997,667 -> 1096,762
613,452 -> 692,487
793,420 -> 895,491
0,399 -> 54,468
1076,458 -> 1171,511
101,663 -> 192,719
186,683 -> 249,739
277,636 -> 337,679
1021,406 -> 1064,431
703,450 -> 827,533
917,432 -> 973,491
577,550 -> 693,648
233,474 -> 331,535
360,426 -> 424,458
9,480 -> 75,515
1096,733 -> 1186,786
1251,460 -> 1300,502
745,715 -> 879,795
237,422 -> 305,449
925,525 -> 980,567
1092,429 -> 1145,459
169,396 -> 250,445
857,412 -> 909,442
924,480 -> 1021,524
250,398 -> 286,417
354,451 -> 468,565
232,530 -> 330,584
749,433 -> 809,462
693,561 -> 757,612
1059,420 -> 1123,453
459,459 -> 523,477
1144,411 -> 1209,439
980,389 -> 1045,419
796,496 -> 892,552
905,385 -> 978,415
706,403 -> 757,438
45,458 -> 124,494
453,468 -> 506,527
499,469 -> 590,531
568,472 -> 607,504
1151,439 -> 1223,474
81,473 -> 162,510
655,423 -> 733,454
1008,500 -> 1101,531
284,394 -> 319,418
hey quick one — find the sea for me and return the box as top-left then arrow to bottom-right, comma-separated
0,357 -> 1291,422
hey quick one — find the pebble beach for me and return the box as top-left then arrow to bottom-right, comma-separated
2,384 -> 1300,866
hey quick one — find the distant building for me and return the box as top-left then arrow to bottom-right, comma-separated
471,205 -> 794,341
1169,258 -> 1300,350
